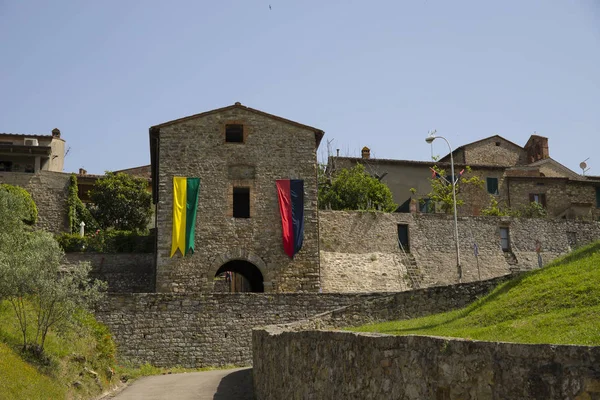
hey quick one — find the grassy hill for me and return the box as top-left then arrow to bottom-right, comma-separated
0,301 -> 117,400
350,241 -> 600,345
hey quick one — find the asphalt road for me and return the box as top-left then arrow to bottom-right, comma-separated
108,367 -> 254,400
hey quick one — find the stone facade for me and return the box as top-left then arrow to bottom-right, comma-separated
319,211 -> 600,291
151,104 -> 323,293
0,170 -> 70,233
95,276 -> 509,368
253,329 -> 600,400
64,253 -> 154,293
445,135 -> 528,166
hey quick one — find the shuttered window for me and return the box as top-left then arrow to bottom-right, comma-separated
529,193 -> 547,207
486,177 -> 499,195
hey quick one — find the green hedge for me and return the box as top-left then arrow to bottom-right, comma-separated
56,230 -> 154,253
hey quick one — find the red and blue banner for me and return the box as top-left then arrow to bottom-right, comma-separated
276,179 -> 304,258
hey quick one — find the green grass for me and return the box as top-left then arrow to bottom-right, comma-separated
0,297 -> 246,400
0,300 -> 117,400
0,342 -> 65,400
350,240 -> 600,345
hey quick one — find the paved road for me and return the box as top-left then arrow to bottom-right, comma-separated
109,367 -> 254,400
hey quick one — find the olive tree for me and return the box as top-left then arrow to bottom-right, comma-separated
319,164 -> 397,212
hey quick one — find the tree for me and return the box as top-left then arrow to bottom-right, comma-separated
88,172 -> 152,232
0,183 -> 37,224
318,164 -> 397,212
0,189 -> 106,355
423,165 -> 484,214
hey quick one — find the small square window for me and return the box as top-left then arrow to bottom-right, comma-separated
233,187 -> 250,218
500,227 -> 510,252
486,177 -> 499,195
398,224 -> 409,252
225,124 -> 244,143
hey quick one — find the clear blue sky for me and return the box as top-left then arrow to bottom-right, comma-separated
1,1 -> 599,175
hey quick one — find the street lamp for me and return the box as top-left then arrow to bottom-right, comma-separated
426,132 -> 462,283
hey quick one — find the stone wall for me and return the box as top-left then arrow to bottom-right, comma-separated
0,170 -> 69,233
460,136 -> 528,166
253,329 -> 600,400
95,292 -> 382,367
95,276 -> 509,368
154,106 -> 321,293
65,253 -> 154,293
319,211 -> 600,292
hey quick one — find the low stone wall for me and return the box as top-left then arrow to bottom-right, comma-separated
65,253 -> 154,293
253,274 -> 600,399
253,331 -> 600,399
95,292 -> 382,367
319,211 -> 600,291
95,276 -> 510,368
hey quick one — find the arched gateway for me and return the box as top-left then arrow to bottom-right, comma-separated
215,260 -> 264,292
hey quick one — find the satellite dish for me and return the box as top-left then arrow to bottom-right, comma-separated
580,158 -> 590,176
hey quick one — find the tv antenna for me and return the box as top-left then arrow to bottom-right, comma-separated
579,158 -> 590,176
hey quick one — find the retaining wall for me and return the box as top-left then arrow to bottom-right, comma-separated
95,276 -> 510,367
319,211 -> 600,291
65,253 -> 154,293
253,331 -> 600,400
253,274 -> 600,399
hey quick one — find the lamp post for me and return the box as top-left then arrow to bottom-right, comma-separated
426,132 -> 462,283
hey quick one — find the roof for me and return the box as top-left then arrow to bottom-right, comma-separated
332,156 -> 507,170
0,133 -> 53,139
439,135 -> 524,163
150,102 -> 325,145
113,165 -> 151,180
526,158 -> 582,180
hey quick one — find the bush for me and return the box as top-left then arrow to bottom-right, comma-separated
56,230 -> 154,253
0,184 -> 37,224
56,233 -> 86,252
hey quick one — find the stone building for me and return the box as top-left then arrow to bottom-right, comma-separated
332,134 -> 600,220
150,103 -> 324,293
0,129 -> 71,233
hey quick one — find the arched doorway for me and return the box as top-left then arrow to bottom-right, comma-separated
214,260 -> 264,293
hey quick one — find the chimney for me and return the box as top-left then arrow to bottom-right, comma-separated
79,168 -> 87,175
361,146 -> 371,160
336,149 -> 340,157
524,135 -> 549,163
51,128 -> 61,138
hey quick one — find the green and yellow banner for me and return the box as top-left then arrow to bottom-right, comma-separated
170,177 -> 200,257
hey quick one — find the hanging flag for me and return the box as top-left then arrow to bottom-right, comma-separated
171,177 -> 200,257
276,179 -> 304,258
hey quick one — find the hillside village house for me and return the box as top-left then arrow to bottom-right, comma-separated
0,128 -> 65,173
332,134 -> 600,221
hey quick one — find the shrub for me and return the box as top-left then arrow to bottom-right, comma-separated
56,230 -> 154,253
0,184 -> 37,224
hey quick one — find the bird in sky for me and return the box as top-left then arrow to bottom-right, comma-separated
269,4 -> 272,10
